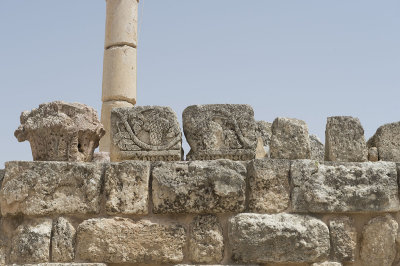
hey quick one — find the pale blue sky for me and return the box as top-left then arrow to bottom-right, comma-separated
0,1 -> 399,166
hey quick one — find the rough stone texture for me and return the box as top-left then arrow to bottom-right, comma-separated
52,217 -> 76,262
152,160 -> 246,214
14,101 -> 105,162
228,213 -> 330,263
247,159 -> 290,213
360,215 -> 398,266
183,104 -> 257,161
0,169 -> 4,185
325,116 -> 368,162
270,117 -> 311,160
329,217 -> 356,262
9,219 -> 52,263
310,134 -> 325,161
8,264 -> 106,266
291,160 -> 400,213
76,217 -> 186,263
104,161 -> 150,214
312,263 -> 342,266
189,215 -> 224,264
1,161 -> 102,216
110,106 -> 182,161
92,152 -> 110,163
255,121 -> 272,158
367,121 -> 400,162
368,147 -> 379,162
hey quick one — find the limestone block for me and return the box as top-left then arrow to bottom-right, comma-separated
0,169 -> 4,184
368,121 -> 400,162
247,159 -> 290,213
360,215 -> 398,266
8,264 -> 107,266
110,106 -> 182,161
102,46 -> 137,104
105,0 -> 138,48
100,100 -> 133,152
270,117 -> 311,160
189,215 -> 224,264
14,101 -> 105,162
92,151 -> 110,163
76,217 -> 186,263
152,160 -> 246,214
183,104 -> 257,161
311,263 -> 342,266
255,121 -> 272,158
1,161 -> 102,216
310,134 -> 324,161
329,217 -> 356,262
325,116 -> 368,162
9,219 -> 52,263
291,160 -> 400,213
104,161 -> 150,214
368,147 -> 379,162
228,213 -> 330,263
52,217 -> 76,262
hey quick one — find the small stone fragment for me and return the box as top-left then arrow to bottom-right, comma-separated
92,152 -> 110,163
270,117 -> 311,160
247,159 -> 290,213
189,215 -> 224,264
52,217 -> 76,262
255,121 -> 272,158
329,217 -> 356,262
14,101 -> 105,162
367,121 -> 400,162
368,147 -> 379,162
325,116 -> 368,162
309,134 -> 324,161
360,215 -> 398,266
311,262 -> 342,266
104,161 -> 150,214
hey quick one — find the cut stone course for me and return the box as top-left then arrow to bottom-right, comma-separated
152,160 -> 246,214
52,217 -> 76,262
367,121 -> 400,162
310,134 -> 324,161
291,160 -> 400,213
228,213 -> 330,263
1,161 -> 103,216
76,217 -> 186,264
328,217 -> 356,262
183,104 -> 257,161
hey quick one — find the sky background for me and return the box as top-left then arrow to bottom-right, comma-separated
0,1 -> 399,167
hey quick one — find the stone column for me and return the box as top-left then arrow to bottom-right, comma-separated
100,0 -> 139,152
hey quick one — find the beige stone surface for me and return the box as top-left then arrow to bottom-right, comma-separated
92,151 -> 110,163
311,263 -> 342,266
104,161 -> 150,214
76,217 -> 186,263
367,121 -> 400,162
8,264 -> 107,266
1,161 -> 102,216
52,217 -> 76,262
368,147 -> 379,162
255,121 -> 272,158
329,216 -> 356,262
309,134 -> 324,161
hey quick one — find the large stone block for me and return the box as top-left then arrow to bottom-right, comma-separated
76,217 -> 186,264
309,134 -> 324,161
291,160 -> 400,213
152,160 -> 246,214
247,159 -> 290,213
325,116 -> 368,162
104,161 -> 150,214
367,121 -> 400,162
270,117 -> 311,160
110,106 -> 182,161
52,217 -> 76,262
1,161 -> 103,216
228,213 -> 330,263
183,104 -> 257,161
14,101 -> 105,162
329,217 -> 356,262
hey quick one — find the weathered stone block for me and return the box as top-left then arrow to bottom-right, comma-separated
368,121 -> 400,162
270,117 -> 311,160
329,217 -> 356,262
310,134 -> 324,161
291,160 -> 400,213
152,160 -> 246,213
104,161 -> 150,214
92,151 -> 110,163
9,219 -> 52,263
52,217 -> 76,262
255,121 -> 272,158
1,161 -> 102,216
325,116 -> 368,162
247,159 -> 290,213
312,263 -> 342,266
14,101 -> 105,162
368,147 -> 379,162
8,264 -> 107,266
110,106 -> 182,161
183,104 -> 257,161
189,215 -> 224,264
360,215 -> 398,266
228,213 -> 330,263
76,217 -> 185,263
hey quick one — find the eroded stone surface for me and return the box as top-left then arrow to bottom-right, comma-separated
183,104 -> 257,161
189,215 -> 224,264
367,121 -> 400,162
8,264 -> 107,266
14,101 -> 105,162
104,161 -> 150,214
310,134 -> 324,161
329,217 -> 356,262
291,160 -> 399,213
152,160 -> 246,214
228,213 -> 330,263
360,215 -> 398,266
311,263 -> 342,266
52,217 -> 76,262
92,152 -> 110,163
368,147 -> 379,162
325,116 -> 368,162
76,217 -> 185,263
270,117 -> 311,160
255,121 -> 272,158
110,106 -> 182,161
1,161 -> 102,216
247,159 -> 290,213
